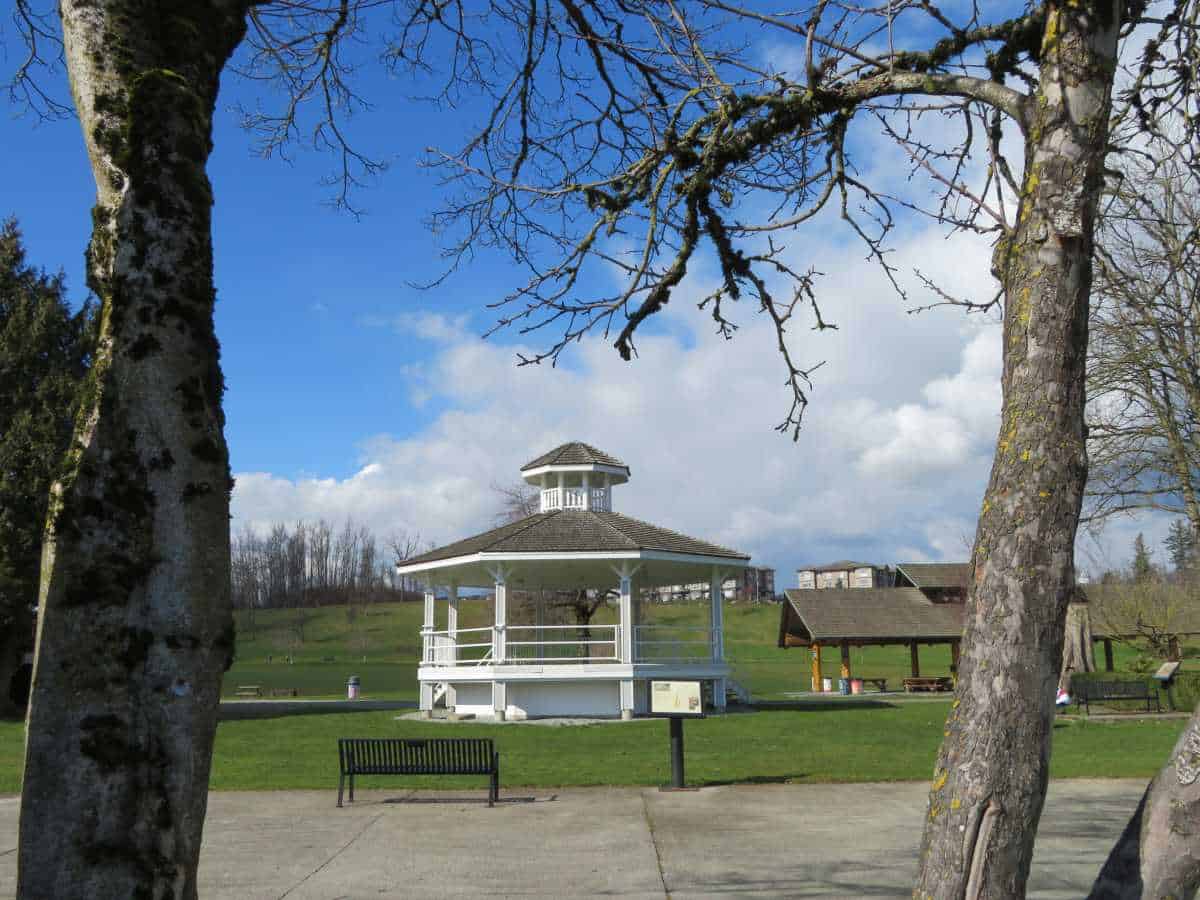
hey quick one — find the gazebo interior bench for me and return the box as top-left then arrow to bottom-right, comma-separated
337,737 -> 500,807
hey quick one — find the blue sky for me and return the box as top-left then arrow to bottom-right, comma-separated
0,7 -> 1167,582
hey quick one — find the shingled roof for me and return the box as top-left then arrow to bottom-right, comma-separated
521,442 -> 628,471
778,588 -> 965,646
404,509 -> 748,566
895,562 -> 971,590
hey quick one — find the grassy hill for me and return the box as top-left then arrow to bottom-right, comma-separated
224,598 -> 1152,701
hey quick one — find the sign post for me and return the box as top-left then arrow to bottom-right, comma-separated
650,680 -> 704,790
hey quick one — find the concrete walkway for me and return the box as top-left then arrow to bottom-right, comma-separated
0,780 -> 1143,898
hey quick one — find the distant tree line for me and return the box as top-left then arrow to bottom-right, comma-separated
230,520 -> 423,612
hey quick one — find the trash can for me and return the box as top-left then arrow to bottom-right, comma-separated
850,678 -> 864,695
838,678 -> 850,695
821,677 -> 832,693
347,675 -> 360,700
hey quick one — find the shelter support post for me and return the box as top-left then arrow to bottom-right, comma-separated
811,643 -> 822,692
909,642 -> 920,678
950,641 -> 960,682
1103,638 -> 1114,672
840,642 -> 851,683
710,568 -> 726,663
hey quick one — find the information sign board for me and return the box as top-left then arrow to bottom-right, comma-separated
650,680 -> 703,716
1155,661 -> 1181,682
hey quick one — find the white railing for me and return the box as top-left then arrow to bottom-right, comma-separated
506,624 -> 620,663
540,486 -> 612,512
421,624 -> 621,665
633,625 -> 717,662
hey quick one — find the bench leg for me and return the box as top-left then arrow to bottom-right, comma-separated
337,773 -> 345,808
490,771 -> 497,808
349,774 -> 355,804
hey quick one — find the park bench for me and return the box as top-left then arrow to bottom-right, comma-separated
337,737 -> 500,808
269,687 -> 299,697
857,677 -> 888,693
235,685 -> 262,697
1073,680 -> 1161,715
902,676 -> 954,693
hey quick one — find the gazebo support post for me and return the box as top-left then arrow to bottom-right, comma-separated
840,641 -> 852,691
420,584 -> 436,718
446,583 -> 459,710
616,562 -> 638,719
909,641 -> 921,678
811,643 -> 822,692
489,565 -> 509,720
710,567 -> 727,710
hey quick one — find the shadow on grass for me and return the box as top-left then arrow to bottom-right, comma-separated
749,700 -> 897,712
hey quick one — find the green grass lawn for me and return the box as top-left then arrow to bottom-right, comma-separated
0,702 -> 1187,794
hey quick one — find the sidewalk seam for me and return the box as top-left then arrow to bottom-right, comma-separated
276,811 -> 384,899
641,792 -> 671,900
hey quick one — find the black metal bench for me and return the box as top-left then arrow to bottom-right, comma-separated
1073,680 -> 1161,714
337,737 -> 499,807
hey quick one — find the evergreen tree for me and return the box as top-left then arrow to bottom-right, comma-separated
1163,520 -> 1194,575
0,218 -> 93,716
1131,533 -> 1155,583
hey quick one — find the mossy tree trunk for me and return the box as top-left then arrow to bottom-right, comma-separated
1059,600 -> 1096,693
1088,706 -> 1200,898
914,3 -> 1119,897
18,2 -> 248,897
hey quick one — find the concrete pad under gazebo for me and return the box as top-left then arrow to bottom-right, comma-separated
777,588 -> 965,692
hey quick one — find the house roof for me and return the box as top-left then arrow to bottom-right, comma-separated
797,560 -> 879,573
895,563 -> 971,590
403,509 -> 749,566
778,588 -> 964,647
521,442 -> 628,471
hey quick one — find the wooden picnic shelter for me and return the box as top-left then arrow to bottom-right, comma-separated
778,587 -> 965,691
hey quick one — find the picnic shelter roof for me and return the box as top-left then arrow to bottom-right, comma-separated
778,587 -> 964,647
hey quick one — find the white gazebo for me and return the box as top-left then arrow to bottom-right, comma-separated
396,442 -> 749,720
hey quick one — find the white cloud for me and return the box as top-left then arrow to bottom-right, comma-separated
232,216 -> 1165,585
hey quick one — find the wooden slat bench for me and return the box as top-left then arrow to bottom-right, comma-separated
857,677 -> 888,693
902,676 -> 954,693
235,685 -> 262,697
1073,680 -> 1161,715
337,738 -> 499,807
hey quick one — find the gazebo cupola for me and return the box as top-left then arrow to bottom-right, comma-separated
520,442 -> 631,513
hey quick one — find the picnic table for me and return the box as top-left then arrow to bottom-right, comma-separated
902,676 -> 953,693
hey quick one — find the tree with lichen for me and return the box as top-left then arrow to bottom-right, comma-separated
0,218 -> 93,719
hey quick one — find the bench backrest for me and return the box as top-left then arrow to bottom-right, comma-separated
339,738 -> 495,775
1077,681 -> 1151,698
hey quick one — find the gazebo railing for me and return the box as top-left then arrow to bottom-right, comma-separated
633,625 -> 717,662
506,625 -> 620,663
420,624 -> 620,665
421,624 -> 720,665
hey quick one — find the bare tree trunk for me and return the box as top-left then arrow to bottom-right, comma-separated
18,3 -> 247,898
915,3 -> 1119,896
1060,601 -> 1096,693
1088,705 -> 1200,899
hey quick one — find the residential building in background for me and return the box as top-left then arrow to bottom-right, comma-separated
795,561 -> 893,590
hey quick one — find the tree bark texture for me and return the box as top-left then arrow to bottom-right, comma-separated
1088,705 -> 1200,899
1059,600 -> 1096,693
18,3 -> 248,898
914,4 -> 1120,897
